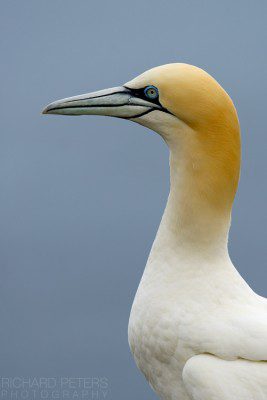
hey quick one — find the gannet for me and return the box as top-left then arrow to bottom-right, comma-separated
43,63 -> 267,400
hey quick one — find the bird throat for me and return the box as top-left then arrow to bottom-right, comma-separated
152,124 -> 241,261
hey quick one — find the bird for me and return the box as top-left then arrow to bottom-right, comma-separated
43,63 -> 267,400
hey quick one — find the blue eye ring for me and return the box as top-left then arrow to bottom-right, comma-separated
144,85 -> 159,100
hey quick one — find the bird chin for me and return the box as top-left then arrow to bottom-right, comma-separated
131,110 -> 181,139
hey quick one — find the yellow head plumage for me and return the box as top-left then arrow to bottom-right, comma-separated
126,63 -> 241,213
43,63 -> 241,215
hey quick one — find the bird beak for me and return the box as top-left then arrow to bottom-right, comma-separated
42,86 -> 161,119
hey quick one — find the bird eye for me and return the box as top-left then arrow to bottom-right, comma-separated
144,86 -> 158,100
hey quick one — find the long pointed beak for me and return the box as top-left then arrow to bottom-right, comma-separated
42,86 -> 160,119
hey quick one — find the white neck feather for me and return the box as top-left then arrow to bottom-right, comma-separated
152,150 -> 231,259
138,112 -> 238,271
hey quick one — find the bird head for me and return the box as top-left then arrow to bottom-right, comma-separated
43,63 -> 241,211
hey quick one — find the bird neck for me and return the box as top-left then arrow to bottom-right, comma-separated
152,121 -> 241,262
156,153 -> 231,259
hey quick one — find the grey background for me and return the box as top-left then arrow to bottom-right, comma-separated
0,1 -> 266,399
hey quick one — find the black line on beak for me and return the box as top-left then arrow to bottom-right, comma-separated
61,89 -> 131,105
125,108 -> 154,119
46,103 -> 150,113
